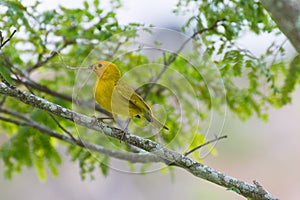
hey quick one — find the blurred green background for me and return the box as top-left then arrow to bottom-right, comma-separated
1,0 -> 299,199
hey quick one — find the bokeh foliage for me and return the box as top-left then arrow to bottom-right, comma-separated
0,0 -> 299,180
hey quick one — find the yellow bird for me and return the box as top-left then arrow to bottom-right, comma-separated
89,60 -> 168,130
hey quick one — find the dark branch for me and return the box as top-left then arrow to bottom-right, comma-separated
48,113 -> 78,141
107,36 -> 129,60
143,18 -> 226,98
0,107 -> 30,122
0,30 -> 17,49
0,115 -> 28,126
184,135 -> 228,156
26,41 -> 73,73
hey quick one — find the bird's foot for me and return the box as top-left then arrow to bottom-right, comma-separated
119,118 -> 131,142
120,128 -> 128,143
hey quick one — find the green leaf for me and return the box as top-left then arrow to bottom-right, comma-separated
83,1 -> 89,10
34,154 -> 47,182
93,0 -> 99,7
99,156 -> 109,177
227,187 -> 241,194
0,66 -> 13,85
281,55 -> 300,105
185,133 -> 206,162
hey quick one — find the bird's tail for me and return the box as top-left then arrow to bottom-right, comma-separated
144,112 -> 168,130
152,116 -> 169,130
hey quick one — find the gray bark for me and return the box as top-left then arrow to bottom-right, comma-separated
261,0 -> 300,53
0,83 -> 278,200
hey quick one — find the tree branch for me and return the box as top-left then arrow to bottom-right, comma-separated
0,110 -> 161,163
260,0 -> 300,53
0,83 -> 277,200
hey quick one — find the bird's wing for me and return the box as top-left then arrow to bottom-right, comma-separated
115,81 -> 168,130
115,81 -> 151,113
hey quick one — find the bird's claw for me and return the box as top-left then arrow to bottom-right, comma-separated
120,128 -> 129,142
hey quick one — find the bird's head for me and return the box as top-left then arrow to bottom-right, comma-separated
89,60 -> 120,78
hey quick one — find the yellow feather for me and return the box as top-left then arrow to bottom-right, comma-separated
90,60 -> 168,130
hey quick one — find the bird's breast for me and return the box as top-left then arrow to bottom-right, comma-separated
94,78 -> 144,118
94,78 -> 115,112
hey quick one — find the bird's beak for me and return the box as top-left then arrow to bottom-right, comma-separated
89,64 -> 95,71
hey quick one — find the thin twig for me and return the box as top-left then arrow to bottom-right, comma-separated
143,18 -> 226,99
180,18 -> 226,52
0,31 -> 3,46
107,36 -> 129,60
0,73 -> 11,87
0,107 -> 31,122
54,50 -> 88,70
27,50 -> 58,73
16,75 -> 36,95
184,135 -> 228,156
0,115 -> 28,126
0,30 -> 17,49
26,41 -> 73,73
271,39 -> 288,65
48,113 -> 77,141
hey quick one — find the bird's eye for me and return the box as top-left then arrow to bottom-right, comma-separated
97,63 -> 102,68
